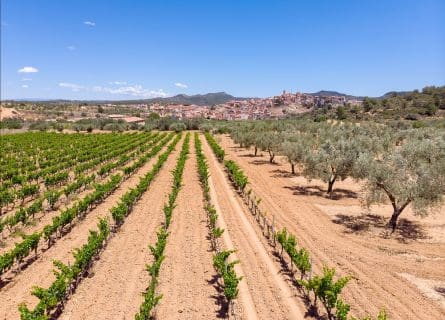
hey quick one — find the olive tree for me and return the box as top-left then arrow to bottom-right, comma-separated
198,122 -> 213,132
280,134 -> 312,174
356,135 -> 445,231
231,123 -> 266,156
257,131 -> 283,163
233,129 -> 259,155
303,132 -> 364,196
249,131 -> 261,156
168,122 -> 187,132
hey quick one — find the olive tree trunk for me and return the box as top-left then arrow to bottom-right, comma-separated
327,174 -> 337,196
388,200 -> 411,232
268,150 -> 275,163
377,183 -> 412,232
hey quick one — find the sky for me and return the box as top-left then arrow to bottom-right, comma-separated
1,0 -> 444,100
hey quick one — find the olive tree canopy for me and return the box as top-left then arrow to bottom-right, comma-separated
356,134 -> 445,231
257,131 -> 283,163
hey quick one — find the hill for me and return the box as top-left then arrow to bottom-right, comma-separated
304,85 -> 445,122
0,106 -> 22,119
5,92 -> 247,106
143,92 -> 247,106
308,90 -> 364,100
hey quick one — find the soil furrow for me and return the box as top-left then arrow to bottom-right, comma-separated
0,133 -> 160,252
219,134 -> 445,320
155,136 -> 220,319
59,136 -> 183,320
0,139 -> 176,320
202,134 -> 304,320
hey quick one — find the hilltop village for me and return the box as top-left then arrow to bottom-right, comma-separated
144,91 -> 361,120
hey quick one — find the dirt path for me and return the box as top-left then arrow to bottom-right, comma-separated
0,138 -> 178,320
155,137 -> 221,319
207,169 -> 257,320
202,134 -> 304,320
219,134 -> 445,320
59,137 -> 183,320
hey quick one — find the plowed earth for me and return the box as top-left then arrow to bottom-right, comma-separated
2,132 -> 443,320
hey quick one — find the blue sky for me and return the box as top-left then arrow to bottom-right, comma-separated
1,0 -> 444,100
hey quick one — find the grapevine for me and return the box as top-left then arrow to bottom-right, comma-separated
135,133 -> 190,319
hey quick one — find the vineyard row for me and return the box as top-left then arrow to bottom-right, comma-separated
17,133 -> 182,319
204,132 -> 387,320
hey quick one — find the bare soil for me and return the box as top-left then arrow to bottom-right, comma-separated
155,137 -> 220,319
0,139 -> 176,319
59,136 -> 183,320
202,134 -> 304,319
0,142 -> 153,253
1,132 -> 443,319
219,134 -> 445,320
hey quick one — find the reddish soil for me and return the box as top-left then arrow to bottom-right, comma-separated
59,137 -> 183,320
1,131 -> 443,319
202,134 -> 304,319
218,134 -> 445,320
155,137 -> 220,319
0,139 -> 176,319
0,143 -> 154,253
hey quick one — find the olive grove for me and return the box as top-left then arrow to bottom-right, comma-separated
224,120 -> 445,232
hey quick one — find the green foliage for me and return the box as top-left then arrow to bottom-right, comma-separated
17,184 -> 40,201
135,279 -> 162,320
302,126 -> 370,194
311,85 -> 445,121
44,172 -> 69,187
44,190 -> 60,210
256,131 -> 283,163
195,132 -> 241,309
213,250 -> 242,301
18,219 -> 109,319
164,133 -> 189,227
299,267 -> 350,320
0,189 -> 15,211
103,122 -> 125,132
336,106 -> 348,120
355,131 -> 445,230
0,118 -> 24,129
280,133 -> 312,174
204,132 -> 225,161
229,120 -> 445,232
212,227 -> 224,238
277,228 -> 312,279
335,299 -> 350,320
135,134 -> 189,319
168,122 -> 187,132
144,116 -> 203,132
224,160 -> 248,192
111,133 -> 181,227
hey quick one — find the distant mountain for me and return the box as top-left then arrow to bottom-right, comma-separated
309,89 -> 417,100
5,92 -> 247,106
308,90 -> 364,100
143,92 -> 248,106
379,91 -> 412,99
6,89 -> 433,106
